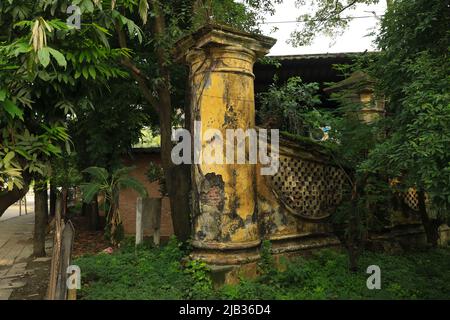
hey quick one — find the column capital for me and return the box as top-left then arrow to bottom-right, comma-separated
174,24 -> 276,62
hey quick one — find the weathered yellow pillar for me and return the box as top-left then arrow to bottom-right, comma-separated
176,25 -> 275,265
324,71 -> 385,124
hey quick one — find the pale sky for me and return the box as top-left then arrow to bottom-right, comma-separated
258,0 -> 387,56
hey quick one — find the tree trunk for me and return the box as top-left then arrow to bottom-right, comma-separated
347,210 -> 360,272
386,0 -> 394,9
159,98 -> 191,241
347,183 -> 364,272
115,1 -> 192,241
0,171 -> 31,217
49,183 -> 57,217
166,165 -> 191,241
87,197 -> 100,231
417,190 -> 440,248
151,0 -> 191,241
0,184 -> 29,217
34,182 -> 48,257
348,245 -> 359,272
61,187 -> 68,219
44,183 -> 49,218
81,202 -> 87,217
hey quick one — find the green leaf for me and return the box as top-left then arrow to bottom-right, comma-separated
80,182 -> 102,203
88,65 -> 96,79
2,99 -> 24,120
13,41 -> 31,56
37,71 -> 51,81
82,66 -> 89,79
15,148 -> 30,160
0,89 -> 6,101
37,47 -> 50,67
139,0 -> 149,25
82,0 -> 94,13
47,144 -> 62,155
119,176 -> 148,198
48,47 -> 67,68
83,166 -> 109,182
3,151 -> 15,166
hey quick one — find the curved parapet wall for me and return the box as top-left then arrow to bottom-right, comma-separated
257,133 -> 432,255
257,133 -> 344,254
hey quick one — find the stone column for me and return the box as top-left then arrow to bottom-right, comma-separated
324,71 -> 385,124
176,25 -> 275,265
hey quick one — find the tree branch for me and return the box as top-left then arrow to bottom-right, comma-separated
114,22 -> 160,115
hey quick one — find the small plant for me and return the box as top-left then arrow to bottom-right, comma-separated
81,166 -> 148,246
146,162 -> 166,195
184,259 -> 213,299
258,240 -> 277,279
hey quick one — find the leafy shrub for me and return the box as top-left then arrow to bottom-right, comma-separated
184,259 -> 213,299
257,76 -> 325,136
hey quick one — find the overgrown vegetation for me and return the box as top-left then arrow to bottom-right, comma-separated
257,76 -> 327,137
75,239 -> 450,300
363,0 -> 450,245
75,237 -> 214,299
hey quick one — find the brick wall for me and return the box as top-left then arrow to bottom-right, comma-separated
120,150 -> 174,238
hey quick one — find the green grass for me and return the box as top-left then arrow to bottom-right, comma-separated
74,238 -> 450,300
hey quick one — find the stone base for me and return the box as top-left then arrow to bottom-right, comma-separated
190,247 -> 261,266
368,223 -> 427,252
438,224 -> 450,246
367,223 -> 450,251
269,233 -> 341,255
204,233 -> 341,287
209,263 -> 259,287
201,225 -> 450,287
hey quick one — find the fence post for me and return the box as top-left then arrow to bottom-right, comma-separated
152,199 -> 161,247
136,197 -> 143,246
47,195 -> 63,300
67,288 -> 77,300
57,220 -> 75,300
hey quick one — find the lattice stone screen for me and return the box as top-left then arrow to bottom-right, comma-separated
403,188 -> 420,211
270,154 -> 346,220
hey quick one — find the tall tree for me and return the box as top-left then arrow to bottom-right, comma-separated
362,0 -> 450,246
0,0 -> 130,216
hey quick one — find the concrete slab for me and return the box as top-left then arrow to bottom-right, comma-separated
0,213 -> 39,299
0,288 -> 13,300
33,257 -> 51,262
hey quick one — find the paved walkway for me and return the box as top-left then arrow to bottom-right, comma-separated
0,214 -> 36,299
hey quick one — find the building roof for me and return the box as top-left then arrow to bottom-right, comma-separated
268,52 -> 366,61
254,51 -> 374,108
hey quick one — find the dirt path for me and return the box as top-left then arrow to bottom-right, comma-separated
0,214 -> 52,300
